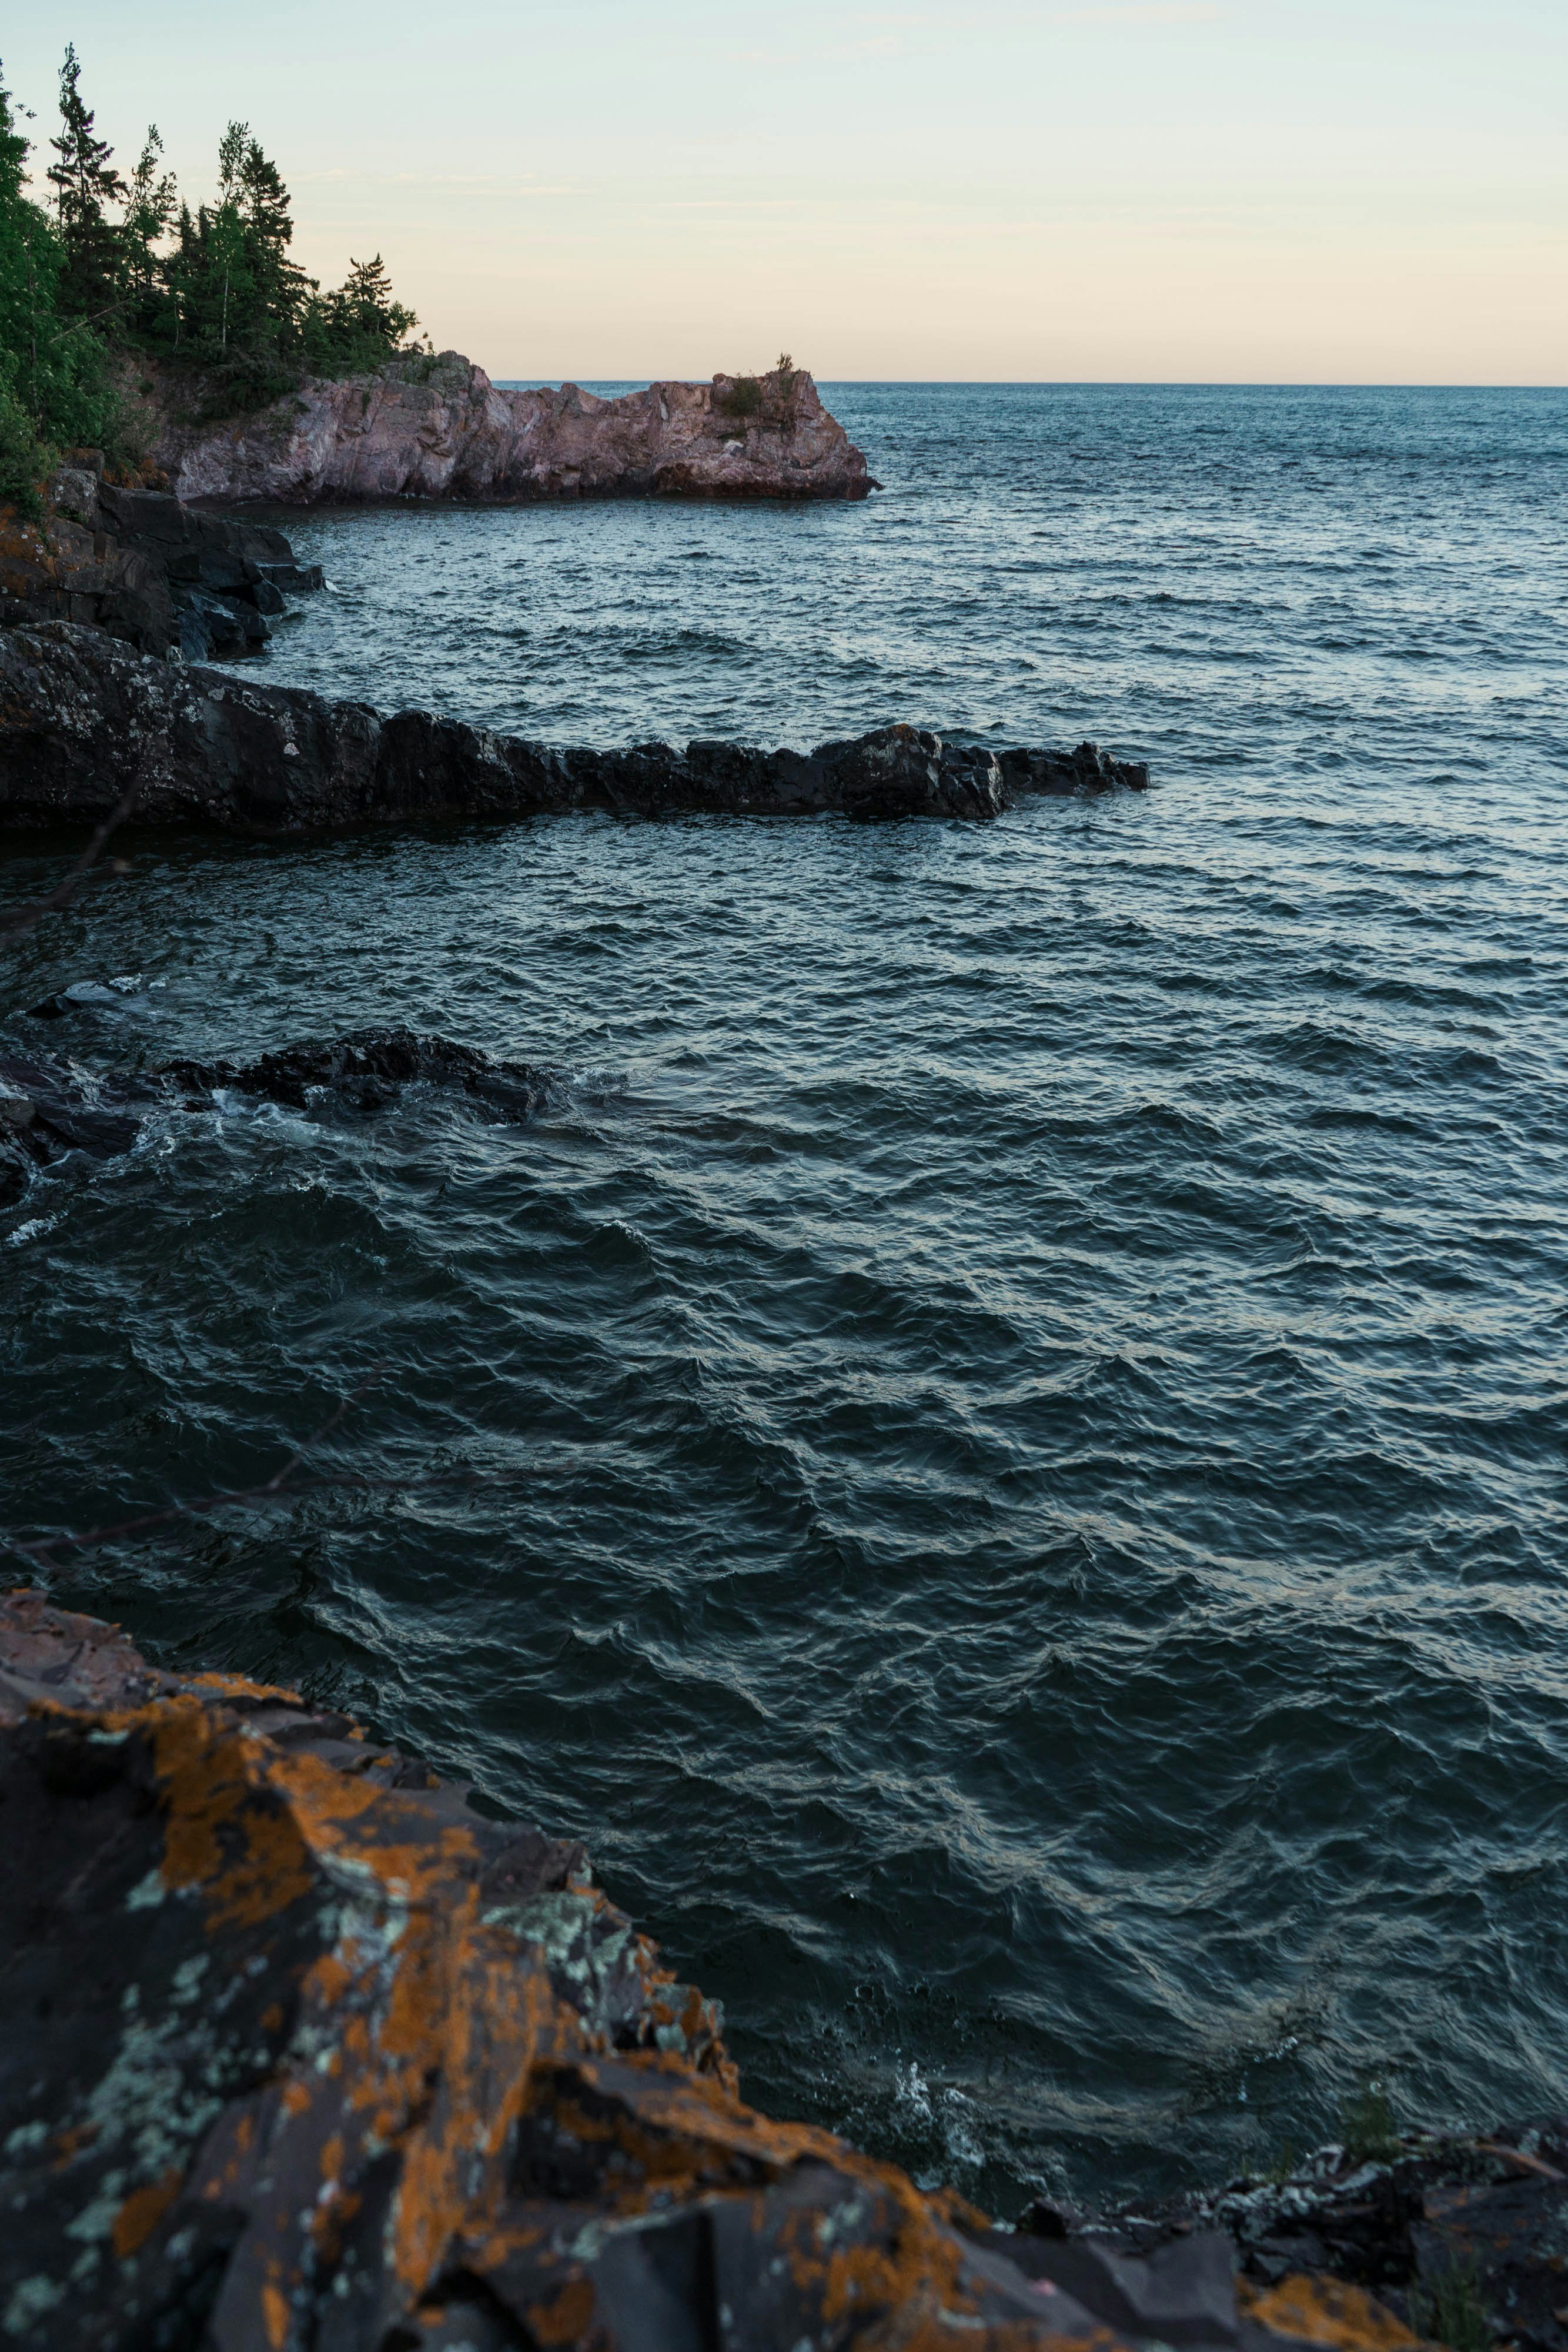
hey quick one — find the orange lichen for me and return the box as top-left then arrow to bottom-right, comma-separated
49,2122 -> 98,2169
527,2278 -> 596,2346
144,1700 -> 316,1930
5,1628 -> 1111,2352
185,1671 -> 303,1705
112,2169 -> 184,2257
1237,2274 -> 1424,2351
262,2280 -> 290,2350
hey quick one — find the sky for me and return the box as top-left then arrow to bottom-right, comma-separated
5,1 -> 1564,383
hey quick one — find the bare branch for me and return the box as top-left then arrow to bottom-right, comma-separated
0,754 -> 151,943
0,1369 -> 475,1568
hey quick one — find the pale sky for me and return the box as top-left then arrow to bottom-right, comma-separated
5,1 -> 1564,382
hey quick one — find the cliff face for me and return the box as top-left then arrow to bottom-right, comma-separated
0,467 -> 322,661
152,355 -> 874,505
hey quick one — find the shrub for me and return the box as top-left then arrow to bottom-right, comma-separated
717,375 -> 763,419
0,366 -> 46,514
1340,2076 -> 1402,2165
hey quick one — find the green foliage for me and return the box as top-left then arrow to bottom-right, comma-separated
718,358 -> 803,423
45,42 -> 125,323
303,253 -> 420,376
1340,2076 -> 1402,2165
0,357 -> 46,512
1265,2139 -> 1299,2187
1410,2260 -> 1492,2352
0,44 -> 423,480
0,58 -> 129,495
122,124 -> 176,338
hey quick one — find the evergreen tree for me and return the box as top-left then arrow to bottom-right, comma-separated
45,43 -> 125,322
315,253 -> 418,360
123,124 -> 176,334
0,45 -> 423,463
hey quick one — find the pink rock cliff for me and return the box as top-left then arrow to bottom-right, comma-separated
152,355 -> 874,505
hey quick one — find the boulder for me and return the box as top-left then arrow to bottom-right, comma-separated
0,1028 -> 554,1208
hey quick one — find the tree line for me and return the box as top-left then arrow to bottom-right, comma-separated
1,44 -> 423,510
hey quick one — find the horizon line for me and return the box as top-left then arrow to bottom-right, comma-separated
487,375 -> 1567,392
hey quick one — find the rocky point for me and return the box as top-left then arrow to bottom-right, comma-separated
149,354 -> 875,506
0,622 -> 1149,833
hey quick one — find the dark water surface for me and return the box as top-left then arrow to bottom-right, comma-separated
5,386 -> 1568,2211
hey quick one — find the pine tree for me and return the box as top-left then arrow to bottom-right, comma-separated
123,124 -> 176,331
45,42 -> 125,322
236,134 -> 310,340
317,254 -> 418,358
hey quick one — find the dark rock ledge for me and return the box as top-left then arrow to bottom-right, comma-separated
0,470 -> 324,664
1,1592 -> 1556,2352
0,623 -> 1149,834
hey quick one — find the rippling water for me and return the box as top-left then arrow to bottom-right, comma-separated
4,386 -> 1567,2213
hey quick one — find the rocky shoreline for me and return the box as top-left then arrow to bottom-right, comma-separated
0,622 -> 1149,833
148,353 -> 875,506
3,1592 -> 1563,2352
0,447 -> 1152,837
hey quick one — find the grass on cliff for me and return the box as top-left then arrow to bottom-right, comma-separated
1410,2261 -> 1493,2352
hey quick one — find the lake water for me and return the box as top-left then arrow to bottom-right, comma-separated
4,383 -> 1567,2214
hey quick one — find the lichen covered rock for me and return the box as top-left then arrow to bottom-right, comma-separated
0,1594 -> 1091,2351
1,1595 -> 1473,2352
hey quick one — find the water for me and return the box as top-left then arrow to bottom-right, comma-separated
4,385 -> 1567,2215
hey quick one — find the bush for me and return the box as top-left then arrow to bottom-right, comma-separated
0,366 -> 46,514
717,375 -> 762,419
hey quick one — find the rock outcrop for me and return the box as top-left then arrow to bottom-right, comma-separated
152,355 -> 874,505
0,622 -> 1150,835
0,465 -> 323,662
0,1592 -> 1434,2352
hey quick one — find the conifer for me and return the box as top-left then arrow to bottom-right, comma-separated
45,43 -> 125,322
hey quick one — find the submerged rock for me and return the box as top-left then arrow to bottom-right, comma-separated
0,1027 -> 551,1207
0,623 -> 1149,834
0,1593 -> 1424,2352
151,355 -> 874,505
